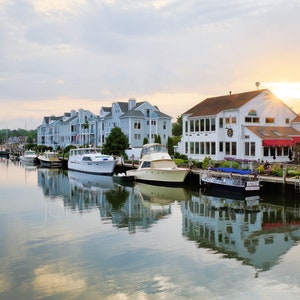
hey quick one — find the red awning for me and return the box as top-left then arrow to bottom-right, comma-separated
262,139 -> 294,147
291,136 -> 300,143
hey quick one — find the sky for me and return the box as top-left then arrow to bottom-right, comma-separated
1,0 -> 300,130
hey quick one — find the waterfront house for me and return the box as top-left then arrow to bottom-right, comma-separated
98,98 -> 172,148
179,89 -> 300,163
37,99 -> 172,150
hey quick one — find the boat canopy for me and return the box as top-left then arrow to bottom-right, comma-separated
209,167 -> 255,175
141,143 -> 167,156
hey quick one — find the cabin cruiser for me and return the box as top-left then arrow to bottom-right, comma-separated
68,147 -> 116,175
126,143 -> 190,185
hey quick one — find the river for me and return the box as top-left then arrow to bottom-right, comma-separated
1,157 -> 300,299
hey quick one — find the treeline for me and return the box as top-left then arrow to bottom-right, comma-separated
0,128 -> 37,144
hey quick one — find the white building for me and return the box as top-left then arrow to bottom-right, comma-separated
37,99 -> 172,150
179,89 -> 300,163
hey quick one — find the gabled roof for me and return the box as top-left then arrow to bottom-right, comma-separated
183,89 -> 268,117
101,107 -> 111,112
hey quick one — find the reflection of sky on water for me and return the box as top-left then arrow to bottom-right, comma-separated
1,159 -> 300,299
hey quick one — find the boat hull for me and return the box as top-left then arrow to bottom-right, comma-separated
127,168 -> 190,185
21,157 -> 37,164
68,160 -> 116,175
39,159 -> 62,168
201,178 -> 260,194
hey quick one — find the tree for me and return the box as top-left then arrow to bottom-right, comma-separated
102,127 -> 129,156
154,134 -> 161,144
172,115 -> 182,136
143,137 -> 149,145
167,136 -> 174,157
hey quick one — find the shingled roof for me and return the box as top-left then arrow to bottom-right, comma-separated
183,89 -> 268,117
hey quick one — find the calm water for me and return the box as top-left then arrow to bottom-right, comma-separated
1,158 -> 300,300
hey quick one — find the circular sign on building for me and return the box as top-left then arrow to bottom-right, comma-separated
227,128 -> 233,137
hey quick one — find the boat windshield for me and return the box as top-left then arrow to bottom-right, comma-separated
141,144 -> 167,156
71,148 -> 101,155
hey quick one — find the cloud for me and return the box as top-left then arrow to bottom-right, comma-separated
1,0 -> 300,129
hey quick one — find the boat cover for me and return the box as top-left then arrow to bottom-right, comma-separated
209,167 -> 255,175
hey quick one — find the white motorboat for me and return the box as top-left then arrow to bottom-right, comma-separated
126,143 -> 190,185
67,147 -> 116,175
201,167 -> 260,194
21,150 -> 38,164
38,151 -> 62,168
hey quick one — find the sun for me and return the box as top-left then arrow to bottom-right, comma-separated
262,82 -> 300,112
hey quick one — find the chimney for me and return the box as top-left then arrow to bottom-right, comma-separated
128,98 -> 136,110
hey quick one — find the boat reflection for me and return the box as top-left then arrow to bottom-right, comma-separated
68,170 -> 115,191
182,190 -> 300,272
37,169 -> 180,232
134,182 -> 190,204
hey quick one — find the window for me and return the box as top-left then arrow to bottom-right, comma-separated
211,119 -> 216,131
163,121 -> 166,130
211,142 -> 216,155
200,142 -> 204,154
219,142 -> 223,152
219,118 -> 223,128
134,121 -> 141,129
231,117 -> 236,124
266,117 -> 275,123
200,119 -> 205,131
205,142 -> 210,154
245,117 -> 260,123
195,142 -> 199,154
225,142 -> 230,155
245,142 -> 255,156
225,117 -> 230,124
205,119 -> 210,131
232,142 -> 236,155
141,161 -> 151,168
285,118 -> 290,124
151,120 -> 156,125
190,142 -> 194,154
134,134 -> 141,140
195,120 -> 199,131
190,120 -> 194,132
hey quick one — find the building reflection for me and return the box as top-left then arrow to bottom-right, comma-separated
181,190 -> 300,272
37,168 -> 300,272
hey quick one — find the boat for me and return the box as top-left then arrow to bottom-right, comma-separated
38,151 -> 62,168
201,167 -> 260,194
20,150 -> 38,164
113,173 -> 135,186
67,147 -> 116,175
126,143 -> 190,185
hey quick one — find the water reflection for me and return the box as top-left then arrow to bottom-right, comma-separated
37,169 -> 181,233
36,168 -> 300,273
182,190 -> 300,272
2,160 -> 300,298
